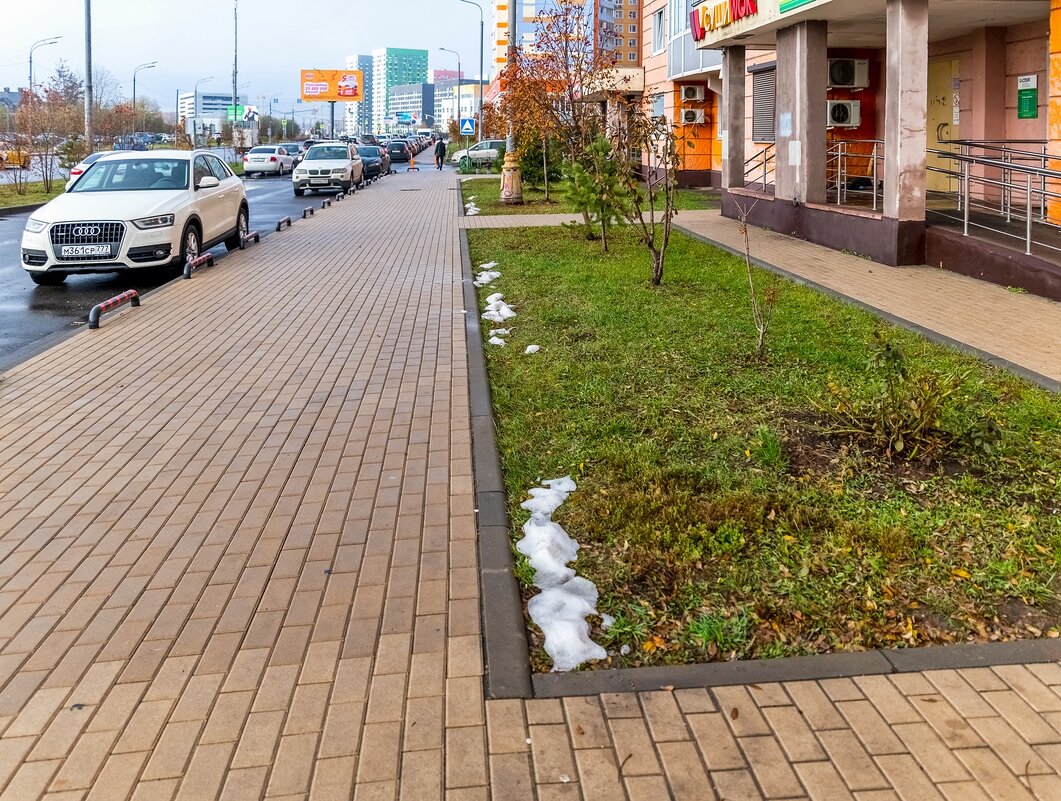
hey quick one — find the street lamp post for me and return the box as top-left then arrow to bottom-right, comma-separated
84,2 -> 93,153
132,61 -> 157,137
458,0 -> 484,137
501,0 -> 523,203
191,76 -> 213,145
439,47 -> 461,139
28,36 -> 62,93
232,0 -> 240,150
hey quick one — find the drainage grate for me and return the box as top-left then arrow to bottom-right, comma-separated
399,188 -> 422,192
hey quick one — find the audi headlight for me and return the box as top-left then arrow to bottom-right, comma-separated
24,218 -> 47,234
132,214 -> 175,230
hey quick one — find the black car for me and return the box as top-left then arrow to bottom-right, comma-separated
387,140 -> 411,162
357,146 -> 390,179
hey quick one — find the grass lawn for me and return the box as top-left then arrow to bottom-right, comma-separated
461,177 -> 718,216
0,179 -> 65,210
468,224 -> 1061,672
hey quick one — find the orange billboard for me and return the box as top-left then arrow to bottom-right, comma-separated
300,69 -> 363,102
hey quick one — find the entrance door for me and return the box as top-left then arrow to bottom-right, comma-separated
927,59 -> 960,193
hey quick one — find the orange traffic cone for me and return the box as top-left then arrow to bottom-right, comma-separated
408,152 -> 419,172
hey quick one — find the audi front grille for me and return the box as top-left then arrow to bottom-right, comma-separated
49,222 -> 125,262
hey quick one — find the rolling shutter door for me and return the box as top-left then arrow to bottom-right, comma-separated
751,69 -> 776,143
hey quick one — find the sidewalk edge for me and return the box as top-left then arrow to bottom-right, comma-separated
460,213 -> 534,700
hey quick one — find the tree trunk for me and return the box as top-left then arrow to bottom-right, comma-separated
651,249 -> 664,286
543,136 -> 549,201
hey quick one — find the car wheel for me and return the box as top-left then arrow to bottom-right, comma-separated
225,205 -> 249,252
294,187 -> 304,197
29,271 -> 67,286
341,181 -> 352,194
179,223 -> 201,265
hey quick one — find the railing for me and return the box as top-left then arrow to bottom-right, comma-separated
927,147 -> 1061,256
827,139 -> 884,211
941,140 -> 1050,224
744,144 -> 775,192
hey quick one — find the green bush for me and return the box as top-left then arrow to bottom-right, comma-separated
518,137 -> 563,188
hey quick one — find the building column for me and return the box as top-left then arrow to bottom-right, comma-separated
883,0 -> 928,222
1047,0 -> 1061,223
774,20 -> 828,205
721,45 -> 746,190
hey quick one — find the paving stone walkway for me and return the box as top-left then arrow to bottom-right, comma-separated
0,168 -> 1058,800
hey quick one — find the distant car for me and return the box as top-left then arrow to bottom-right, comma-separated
387,140 -> 411,163
67,151 -> 115,188
451,139 -> 505,169
292,142 -> 364,195
243,145 -> 293,177
20,149 -> 249,285
357,146 -> 389,180
280,143 -> 304,165
360,134 -> 380,147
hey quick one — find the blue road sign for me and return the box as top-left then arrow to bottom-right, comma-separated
459,118 -> 476,136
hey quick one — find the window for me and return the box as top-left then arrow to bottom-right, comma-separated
628,10 -> 636,18
669,0 -> 684,36
652,8 -> 665,53
193,155 -> 212,186
650,93 -> 665,119
629,23 -> 636,31
628,38 -> 636,47
207,156 -> 231,181
616,23 -> 624,32
751,68 -> 776,142
628,52 -> 637,61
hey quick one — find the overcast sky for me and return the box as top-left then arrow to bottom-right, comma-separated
5,0 -> 486,118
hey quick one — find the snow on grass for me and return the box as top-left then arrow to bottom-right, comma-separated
516,477 -> 607,671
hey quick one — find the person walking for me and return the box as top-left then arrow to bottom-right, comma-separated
434,138 -> 447,171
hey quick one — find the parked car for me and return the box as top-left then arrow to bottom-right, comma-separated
387,140 -> 411,163
20,150 -> 249,285
360,134 -> 380,147
281,143 -> 305,166
66,151 -> 115,188
451,139 -> 506,169
292,142 -> 364,195
243,145 -> 294,177
357,146 -> 390,180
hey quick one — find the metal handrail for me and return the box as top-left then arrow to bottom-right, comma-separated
926,147 -> 1061,256
827,139 -> 884,210
744,143 -> 775,191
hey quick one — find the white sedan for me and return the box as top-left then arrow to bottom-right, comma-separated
243,145 -> 294,177
21,149 -> 249,285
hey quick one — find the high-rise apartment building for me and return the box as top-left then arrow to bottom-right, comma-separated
371,48 -> 429,132
344,54 -> 374,135
489,0 -> 638,79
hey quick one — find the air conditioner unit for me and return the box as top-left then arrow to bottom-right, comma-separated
827,100 -> 861,128
682,108 -> 706,124
681,85 -> 705,102
828,58 -> 870,89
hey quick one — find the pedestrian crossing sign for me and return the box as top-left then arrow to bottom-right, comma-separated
459,118 -> 476,136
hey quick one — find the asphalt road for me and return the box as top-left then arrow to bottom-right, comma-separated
0,169 -> 389,369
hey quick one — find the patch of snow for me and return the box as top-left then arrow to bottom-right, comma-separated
485,292 -> 504,305
487,336 -> 506,347
479,262 -> 498,270
488,328 -> 510,336
482,310 -> 505,323
524,345 -> 540,355
515,477 -> 607,672
620,644 -> 631,656
601,613 -> 615,629
483,300 -> 516,321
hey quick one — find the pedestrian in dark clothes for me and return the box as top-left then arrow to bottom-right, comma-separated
434,138 -> 447,170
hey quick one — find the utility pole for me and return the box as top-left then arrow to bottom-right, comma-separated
232,0 -> 239,151
458,0 -> 484,139
84,0 -> 93,153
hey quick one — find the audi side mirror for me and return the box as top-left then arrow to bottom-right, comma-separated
197,176 -> 220,190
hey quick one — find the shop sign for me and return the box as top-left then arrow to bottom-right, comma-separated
1017,75 -> 1038,120
690,0 -> 759,43
779,0 -> 817,11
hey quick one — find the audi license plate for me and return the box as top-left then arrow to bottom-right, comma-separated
310,179 -> 327,185
61,245 -> 111,257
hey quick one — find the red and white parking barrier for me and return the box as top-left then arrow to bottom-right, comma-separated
182,252 -> 215,280
321,199 -> 332,209
302,207 -> 315,219
87,290 -> 139,329
276,216 -> 292,232
239,230 -> 261,250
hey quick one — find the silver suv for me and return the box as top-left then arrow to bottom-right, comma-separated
292,142 -> 364,196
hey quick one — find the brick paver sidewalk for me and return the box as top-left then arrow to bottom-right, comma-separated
0,170 -> 1058,801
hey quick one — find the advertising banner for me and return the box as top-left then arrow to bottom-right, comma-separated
300,70 -> 364,102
